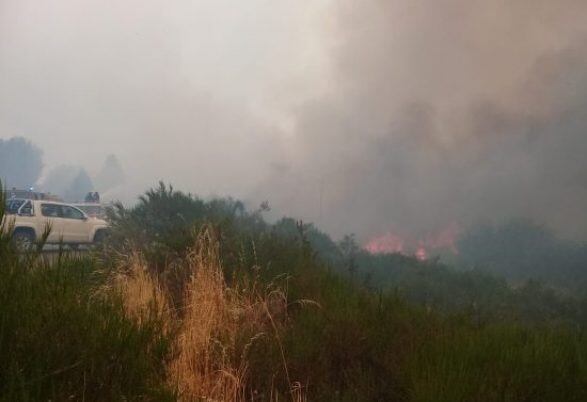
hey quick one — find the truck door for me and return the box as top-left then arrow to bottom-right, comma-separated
40,203 -> 65,243
60,205 -> 89,243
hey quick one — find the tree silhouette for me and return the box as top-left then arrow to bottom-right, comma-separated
64,169 -> 94,202
41,165 -> 79,197
0,137 -> 43,188
94,154 -> 125,192
41,165 -> 94,201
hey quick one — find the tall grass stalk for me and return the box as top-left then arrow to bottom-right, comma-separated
115,227 -> 306,401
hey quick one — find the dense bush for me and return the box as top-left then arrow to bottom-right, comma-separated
106,182 -> 265,271
0,183 -> 173,401
3,182 -> 587,401
104,184 -> 587,400
458,219 -> 587,294
0,259 -> 173,401
102,183 -> 587,330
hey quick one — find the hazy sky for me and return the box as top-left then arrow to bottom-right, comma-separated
0,0 -> 332,191
2,0 -> 587,240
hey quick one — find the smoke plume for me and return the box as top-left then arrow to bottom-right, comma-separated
1,0 -> 587,240
258,0 -> 587,240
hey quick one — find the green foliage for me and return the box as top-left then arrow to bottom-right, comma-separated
0,182 -> 173,401
3,182 -> 587,401
0,259 -> 173,401
458,219 -> 587,293
107,184 -> 587,400
350,251 -> 586,326
268,219 -> 587,326
272,218 -> 343,265
106,182 -> 255,269
281,271 -> 432,401
410,325 -> 587,402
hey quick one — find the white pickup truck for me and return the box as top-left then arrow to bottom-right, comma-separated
3,198 -> 109,248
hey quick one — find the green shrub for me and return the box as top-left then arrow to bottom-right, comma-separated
5,182 -> 584,401
0,182 -> 173,401
0,256 -> 173,401
410,325 -> 587,402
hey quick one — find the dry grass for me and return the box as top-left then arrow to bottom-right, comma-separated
169,229 -> 246,400
115,227 -> 306,402
114,251 -> 170,331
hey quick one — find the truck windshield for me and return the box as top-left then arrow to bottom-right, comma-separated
20,200 -> 33,216
5,199 -> 33,216
5,199 -> 25,215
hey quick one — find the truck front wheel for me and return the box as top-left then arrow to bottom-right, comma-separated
93,230 -> 108,244
12,229 -> 36,251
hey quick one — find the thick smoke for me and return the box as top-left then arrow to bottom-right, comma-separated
1,1 -> 587,241
0,0 -> 315,202
258,0 -> 587,240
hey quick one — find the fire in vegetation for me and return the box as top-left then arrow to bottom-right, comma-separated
364,223 -> 460,260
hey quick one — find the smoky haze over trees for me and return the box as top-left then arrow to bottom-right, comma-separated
0,137 -> 42,189
94,155 -> 125,193
0,131 -> 125,200
40,165 -> 94,202
36,154 -> 124,201
41,165 -> 85,197
64,169 -> 94,202
1,0 -> 587,241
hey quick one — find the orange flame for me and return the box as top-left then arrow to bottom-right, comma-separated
364,232 -> 405,254
364,223 -> 460,260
